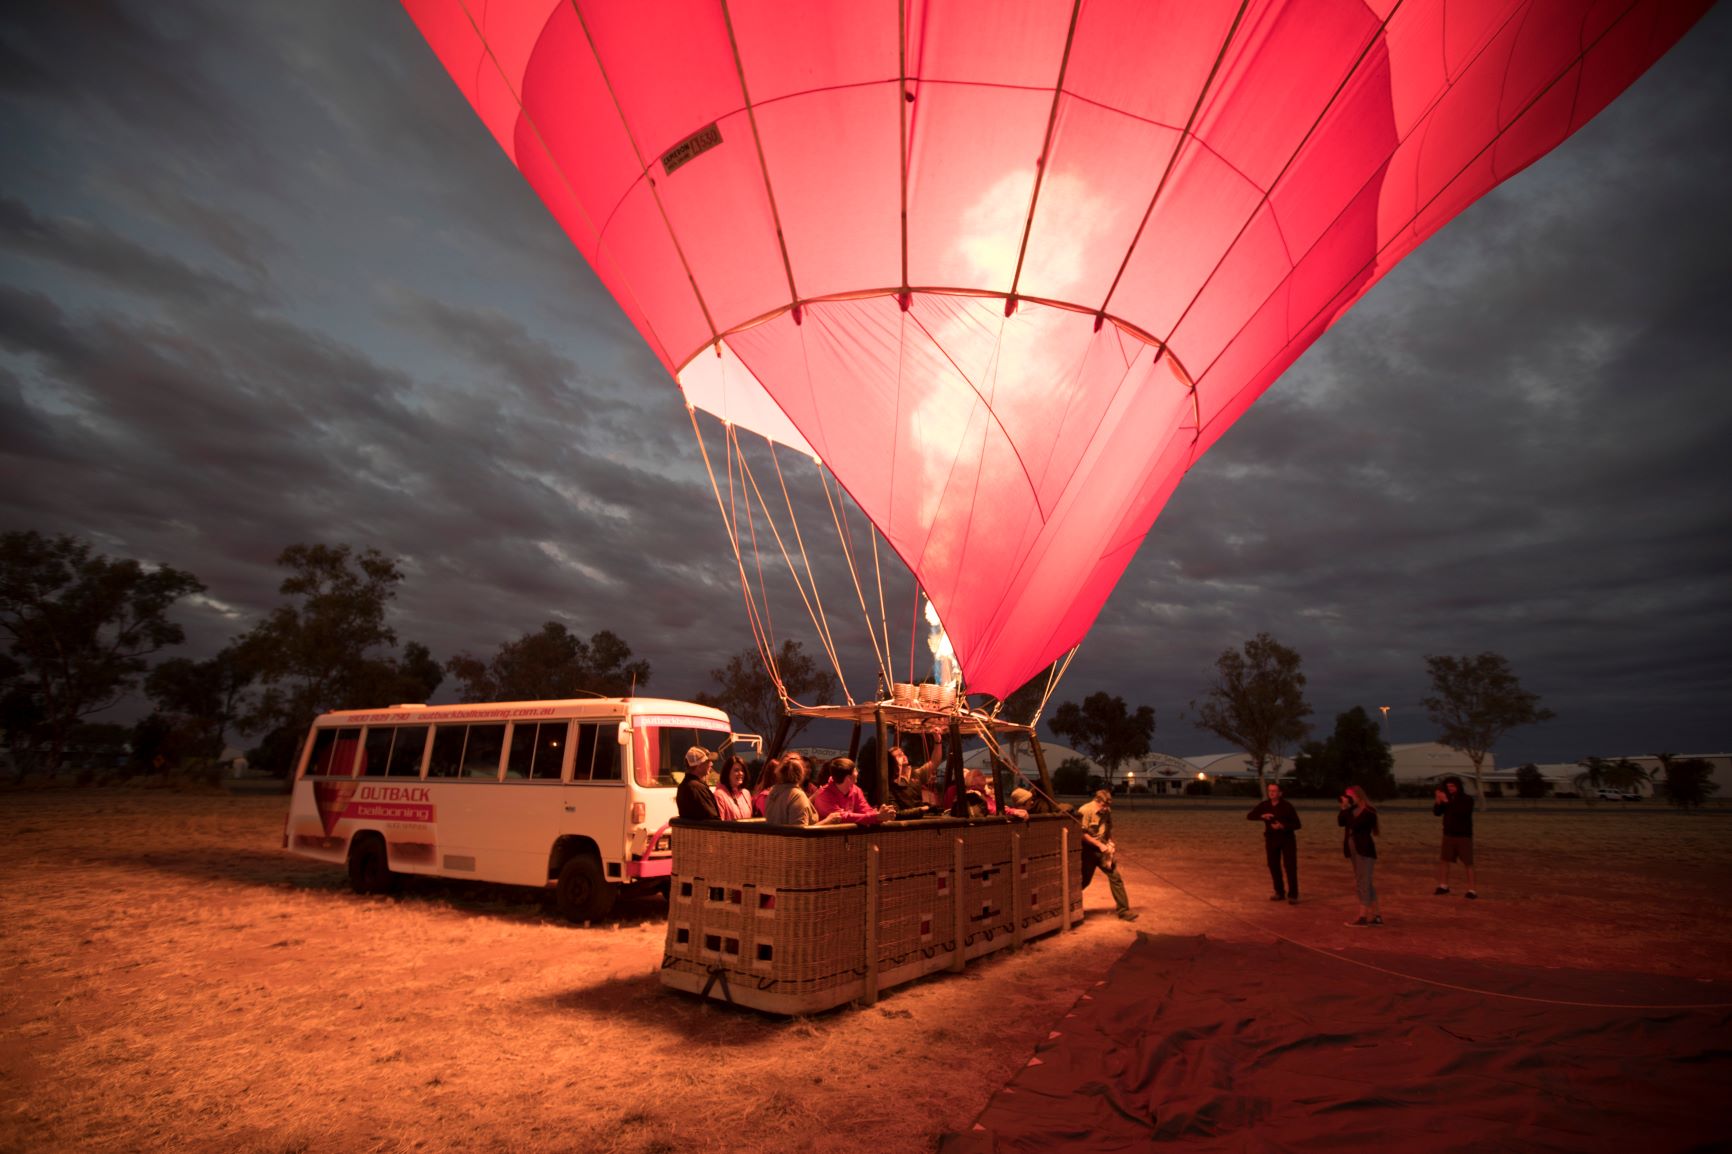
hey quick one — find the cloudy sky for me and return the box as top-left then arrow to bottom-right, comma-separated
2,3 -> 1727,767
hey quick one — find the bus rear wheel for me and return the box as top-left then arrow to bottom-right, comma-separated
556,855 -> 617,922
347,833 -> 394,895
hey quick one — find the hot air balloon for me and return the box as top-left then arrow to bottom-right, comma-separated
398,0 -> 1709,711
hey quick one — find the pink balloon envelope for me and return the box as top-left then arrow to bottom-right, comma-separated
401,0 -> 1709,699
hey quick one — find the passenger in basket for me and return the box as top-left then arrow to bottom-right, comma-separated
751,757 -> 781,817
1077,788 -> 1138,922
675,746 -> 721,822
764,753 -> 848,828
713,755 -> 754,821
887,743 -> 942,816
941,768 -> 995,817
811,758 -> 897,824
1011,784 -> 1059,816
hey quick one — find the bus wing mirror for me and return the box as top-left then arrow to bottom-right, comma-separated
617,723 -> 632,745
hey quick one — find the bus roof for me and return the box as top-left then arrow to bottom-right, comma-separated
313,698 -> 732,728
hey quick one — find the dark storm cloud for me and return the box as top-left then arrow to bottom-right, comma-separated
0,198 -> 262,308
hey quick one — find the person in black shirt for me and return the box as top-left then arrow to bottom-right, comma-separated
1246,781 -> 1303,903
1432,775 -> 1477,898
674,746 -> 720,822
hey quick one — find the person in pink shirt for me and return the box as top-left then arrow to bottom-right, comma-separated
810,758 -> 896,825
713,755 -> 753,821
750,757 -> 781,817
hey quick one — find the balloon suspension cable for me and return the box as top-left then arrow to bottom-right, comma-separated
1033,647 -> 1080,726
871,528 -> 892,692
730,435 -> 852,705
767,442 -> 853,703
818,464 -> 894,695
727,424 -> 786,692
910,579 -> 933,687
974,727 -> 1079,829
687,407 -> 781,694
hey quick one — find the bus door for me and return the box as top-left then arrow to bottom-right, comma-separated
423,720 -> 512,880
565,719 -> 629,881
493,717 -> 569,885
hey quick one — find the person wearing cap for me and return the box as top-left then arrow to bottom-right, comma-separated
675,746 -> 721,822
1077,788 -> 1138,921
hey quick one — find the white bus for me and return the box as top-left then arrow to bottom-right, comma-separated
283,697 -> 746,920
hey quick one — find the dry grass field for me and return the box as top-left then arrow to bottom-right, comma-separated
2,789 -> 1729,1154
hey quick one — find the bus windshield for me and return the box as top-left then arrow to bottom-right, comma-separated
632,721 -> 730,788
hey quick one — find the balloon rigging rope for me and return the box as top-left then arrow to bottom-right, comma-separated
1143,859 -> 1732,1012
766,442 -> 852,703
819,464 -> 893,694
687,408 -> 778,694
870,529 -> 892,691
731,427 -> 785,691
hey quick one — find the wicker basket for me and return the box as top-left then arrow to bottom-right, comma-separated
662,814 -> 1082,1014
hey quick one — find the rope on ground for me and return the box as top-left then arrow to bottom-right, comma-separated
1143,864 -> 1732,1012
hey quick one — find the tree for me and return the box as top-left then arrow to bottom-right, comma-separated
239,544 -> 438,773
1572,756 -> 1650,801
1289,706 -> 1396,798
1654,753 -> 1718,809
1050,757 -> 1097,795
144,645 -> 258,760
1422,652 -> 1555,802
445,623 -> 646,702
1515,763 -> 1548,799
1048,691 -> 1154,788
0,530 -> 203,774
1191,633 -> 1312,791
695,639 -> 835,742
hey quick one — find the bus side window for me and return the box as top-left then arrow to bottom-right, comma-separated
428,725 -> 466,779
571,724 -> 598,781
359,727 -> 393,777
389,726 -> 429,777
464,724 -> 506,779
530,721 -> 568,781
592,728 -> 621,781
505,723 -> 534,780
507,722 -> 566,780
308,727 -> 362,777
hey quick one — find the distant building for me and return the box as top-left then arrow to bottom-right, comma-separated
1515,754 -> 1731,800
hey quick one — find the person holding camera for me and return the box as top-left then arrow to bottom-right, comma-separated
1432,775 -> 1478,898
1338,786 -> 1382,927
1247,781 -> 1303,903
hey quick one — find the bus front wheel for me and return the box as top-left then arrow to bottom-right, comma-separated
556,855 -> 617,922
347,833 -> 394,895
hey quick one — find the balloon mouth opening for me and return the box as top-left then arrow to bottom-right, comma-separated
676,290 -> 1192,458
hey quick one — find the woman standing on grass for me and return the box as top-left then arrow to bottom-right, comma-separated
1338,786 -> 1383,927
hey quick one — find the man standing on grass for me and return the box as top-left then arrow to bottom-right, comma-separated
1247,781 -> 1303,904
1078,788 -> 1138,922
1433,775 -> 1477,898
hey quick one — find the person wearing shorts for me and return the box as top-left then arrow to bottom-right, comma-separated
1433,775 -> 1477,898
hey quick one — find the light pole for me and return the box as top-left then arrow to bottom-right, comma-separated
1378,705 -> 1391,747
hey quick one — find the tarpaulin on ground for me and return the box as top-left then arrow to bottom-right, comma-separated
941,934 -> 1730,1153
